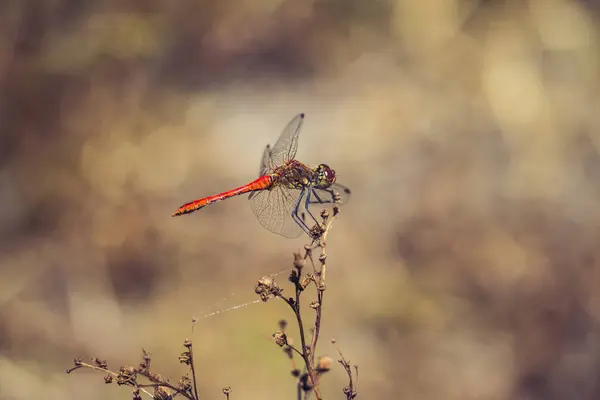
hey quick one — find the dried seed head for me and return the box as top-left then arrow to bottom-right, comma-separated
255,276 -> 281,301
333,206 -> 340,216
310,301 -> 320,309
183,339 -> 192,348
318,253 -> 327,263
258,276 -> 273,287
73,357 -> 82,367
154,386 -> 173,400
331,338 -> 337,344
320,209 -> 330,219
104,374 -> 113,384
291,369 -> 301,377
316,356 -> 332,374
272,331 -> 288,347
223,386 -> 232,395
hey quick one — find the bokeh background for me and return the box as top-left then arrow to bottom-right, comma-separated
1,0 -> 600,399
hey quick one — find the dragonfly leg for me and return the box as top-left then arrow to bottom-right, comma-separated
291,190 -> 314,236
307,189 -> 336,205
303,189 -> 322,228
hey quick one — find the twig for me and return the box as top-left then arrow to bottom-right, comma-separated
185,339 -> 201,400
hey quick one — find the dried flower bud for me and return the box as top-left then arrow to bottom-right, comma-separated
291,369 -> 301,377
117,366 -> 137,386
132,388 -> 142,400
332,206 -> 340,216
93,357 -> 107,369
183,339 -> 192,348
73,357 -> 82,367
299,275 -> 312,290
318,253 -> 327,263
179,351 -> 192,365
316,356 -> 332,374
321,209 -> 330,219
310,301 -> 320,309
273,331 -> 288,347
104,375 -> 113,384
222,386 -> 232,395
178,376 -> 192,392
293,252 -> 305,270
331,338 -> 337,344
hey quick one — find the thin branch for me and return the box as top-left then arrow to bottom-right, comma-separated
67,362 -> 155,399
187,342 -> 201,400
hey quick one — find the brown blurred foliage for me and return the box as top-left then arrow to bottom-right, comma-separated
1,0 -> 600,399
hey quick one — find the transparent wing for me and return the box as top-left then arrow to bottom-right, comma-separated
257,144 -> 272,176
309,183 -> 352,206
268,113 -> 304,170
249,185 -> 304,238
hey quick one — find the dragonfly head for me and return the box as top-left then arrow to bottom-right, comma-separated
315,164 -> 336,188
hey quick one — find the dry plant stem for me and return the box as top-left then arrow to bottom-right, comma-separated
280,293 -> 318,398
309,213 -> 335,365
282,212 -> 337,400
335,344 -> 357,400
67,354 -> 199,400
188,343 -> 201,400
66,362 -> 155,399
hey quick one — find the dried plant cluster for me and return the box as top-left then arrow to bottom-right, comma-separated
67,207 -> 357,399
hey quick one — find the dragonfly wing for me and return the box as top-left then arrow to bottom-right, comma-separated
268,113 -> 304,169
249,185 -> 304,238
309,183 -> 352,206
257,144 -> 272,176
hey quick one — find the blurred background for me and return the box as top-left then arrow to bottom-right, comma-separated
1,0 -> 600,399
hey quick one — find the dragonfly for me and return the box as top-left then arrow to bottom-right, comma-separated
172,113 -> 351,238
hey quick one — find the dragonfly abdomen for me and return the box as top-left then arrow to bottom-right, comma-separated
172,175 -> 273,216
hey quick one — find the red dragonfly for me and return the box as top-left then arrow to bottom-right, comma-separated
172,113 -> 351,238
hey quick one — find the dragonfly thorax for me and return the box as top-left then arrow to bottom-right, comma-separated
270,161 -> 336,190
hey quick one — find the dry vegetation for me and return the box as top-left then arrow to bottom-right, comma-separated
2,0 -> 600,399
66,209 -> 358,399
